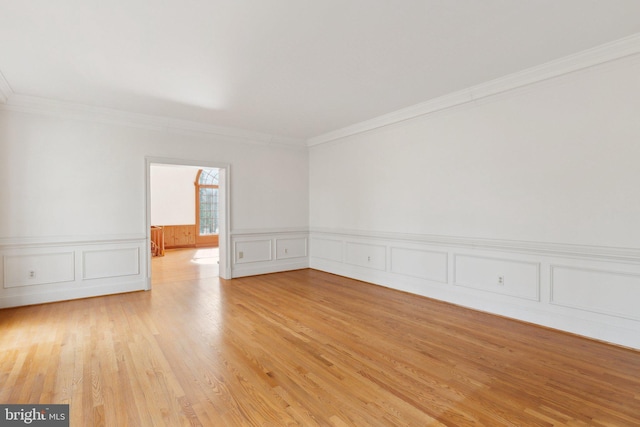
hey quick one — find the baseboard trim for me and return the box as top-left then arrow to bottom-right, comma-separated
309,230 -> 640,350
232,261 -> 309,278
0,279 -> 146,308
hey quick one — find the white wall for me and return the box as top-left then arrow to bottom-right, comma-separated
309,54 -> 640,349
310,58 -> 640,248
150,164 -> 199,225
0,109 -> 309,305
0,112 -> 309,239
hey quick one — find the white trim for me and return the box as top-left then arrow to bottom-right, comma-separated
549,265 -> 640,322
308,230 -> 640,349
0,279 -> 146,308
0,238 -> 148,307
233,239 -> 273,264
231,260 -> 308,278
452,254 -> 541,302
307,33 -> 640,146
230,230 -> 310,277
0,234 -> 145,248
309,228 -> 640,263
230,227 -> 309,236
145,157 -> 232,281
1,94 -> 306,148
389,246 -> 448,284
3,34 -> 639,147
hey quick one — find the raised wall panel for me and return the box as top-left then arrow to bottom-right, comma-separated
309,229 -> 640,349
551,266 -> 640,321
3,252 -> 75,288
345,242 -> 386,271
0,237 -> 147,308
230,231 -> 309,278
83,248 -> 140,280
276,237 -> 307,260
235,240 -> 272,264
454,255 -> 540,301
310,238 -> 343,262
390,247 -> 448,283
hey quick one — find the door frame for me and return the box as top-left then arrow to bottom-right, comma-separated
145,156 -> 232,288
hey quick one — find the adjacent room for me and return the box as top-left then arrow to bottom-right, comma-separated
1,1 -> 640,425
149,164 -> 224,281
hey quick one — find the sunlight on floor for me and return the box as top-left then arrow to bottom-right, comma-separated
152,248 -> 220,285
191,248 -> 219,265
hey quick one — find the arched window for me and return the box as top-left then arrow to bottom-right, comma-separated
195,169 -> 219,246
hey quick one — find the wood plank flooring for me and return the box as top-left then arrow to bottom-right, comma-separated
1,248 -> 639,426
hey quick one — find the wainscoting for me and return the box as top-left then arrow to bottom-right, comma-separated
231,230 -> 309,278
309,229 -> 640,350
4,228 -> 639,350
0,236 -> 147,307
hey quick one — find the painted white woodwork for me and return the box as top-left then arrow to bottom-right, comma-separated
550,266 -> 640,321
0,106 -> 308,296
454,255 -> 540,301
0,237 -> 146,308
308,35 -> 640,146
3,251 -> 75,288
83,247 -> 140,280
308,53 -> 640,350
345,242 -> 386,271
231,230 -> 308,278
390,247 -> 448,283
275,237 -> 307,260
234,239 -> 272,264
309,230 -> 640,350
1,24 -> 639,355
2,4 -> 640,141
309,238 -> 343,263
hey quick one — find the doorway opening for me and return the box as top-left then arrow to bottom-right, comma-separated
195,168 -> 220,248
145,157 -> 230,290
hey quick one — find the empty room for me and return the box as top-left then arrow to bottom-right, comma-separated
1,1 -> 640,425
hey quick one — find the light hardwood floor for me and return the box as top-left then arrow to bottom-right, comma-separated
1,248 -> 639,426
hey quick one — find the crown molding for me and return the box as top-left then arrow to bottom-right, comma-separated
307,32 -> 640,147
0,69 -> 14,104
0,94 -> 306,148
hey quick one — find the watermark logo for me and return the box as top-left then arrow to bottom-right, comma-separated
0,405 -> 69,426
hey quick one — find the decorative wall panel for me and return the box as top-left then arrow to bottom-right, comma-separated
234,239 -> 272,264
390,247 -> 448,283
230,231 -> 309,278
83,247 -> 140,280
275,237 -> 307,260
310,238 -> 343,262
0,236 -> 147,308
3,252 -> 75,288
454,255 -> 540,301
309,229 -> 640,349
551,265 -> 640,321
345,242 -> 386,271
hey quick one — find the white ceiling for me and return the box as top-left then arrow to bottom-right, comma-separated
1,1 -> 640,143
